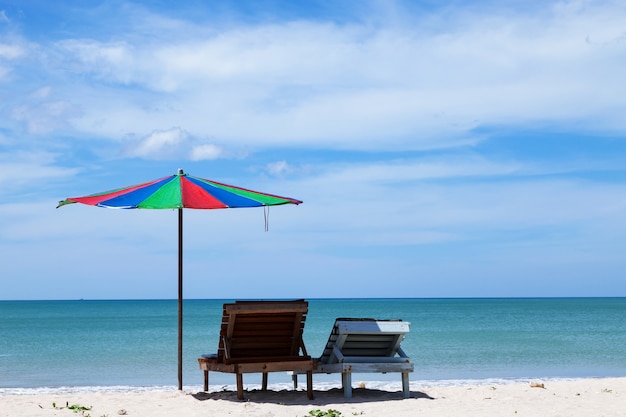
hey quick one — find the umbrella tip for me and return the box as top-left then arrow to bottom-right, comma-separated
178,168 -> 184,175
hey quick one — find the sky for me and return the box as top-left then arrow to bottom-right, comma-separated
1,0 -> 625,300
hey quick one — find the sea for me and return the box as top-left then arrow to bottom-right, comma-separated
1,298 -> 625,394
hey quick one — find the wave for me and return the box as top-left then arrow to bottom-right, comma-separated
0,377 -> 590,396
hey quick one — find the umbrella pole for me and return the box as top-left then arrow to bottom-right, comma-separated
178,207 -> 183,391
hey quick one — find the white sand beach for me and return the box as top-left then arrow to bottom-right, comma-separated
1,378 -> 624,417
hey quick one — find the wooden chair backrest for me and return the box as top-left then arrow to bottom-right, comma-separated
216,300 -> 309,364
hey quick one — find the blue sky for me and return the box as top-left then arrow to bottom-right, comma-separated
1,0 -> 625,300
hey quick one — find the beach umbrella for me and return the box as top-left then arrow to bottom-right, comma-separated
57,169 -> 302,390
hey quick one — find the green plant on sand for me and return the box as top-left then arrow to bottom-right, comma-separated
304,409 -> 343,417
52,401 -> 98,417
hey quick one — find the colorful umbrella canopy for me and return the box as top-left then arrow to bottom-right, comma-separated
57,169 -> 302,209
57,169 -> 302,390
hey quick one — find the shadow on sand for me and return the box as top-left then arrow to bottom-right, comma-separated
191,388 -> 435,404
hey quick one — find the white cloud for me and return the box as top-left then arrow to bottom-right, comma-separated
0,43 -> 24,60
0,151 -> 79,194
29,86 -> 52,99
11,99 -> 74,134
123,127 -> 188,159
265,160 -> 291,176
56,39 -> 136,84
285,157 -> 626,252
122,127 -> 232,161
42,1 -> 624,153
189,143 -> 223,160
330,157 -> 523,183
0,41 -> 27,81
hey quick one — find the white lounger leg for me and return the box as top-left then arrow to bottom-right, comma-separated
342,371 -> 352,398
401,371 -> 410,398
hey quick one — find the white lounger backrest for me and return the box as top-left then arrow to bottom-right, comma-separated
320,318 -> 410,365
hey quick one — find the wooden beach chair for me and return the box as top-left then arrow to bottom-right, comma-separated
197,300 -> 315,400
294,318 -> 413,398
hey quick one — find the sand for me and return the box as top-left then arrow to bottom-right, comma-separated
1,378 -> 624,417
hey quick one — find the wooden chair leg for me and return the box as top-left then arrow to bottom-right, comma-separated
306,370 -> 314,400
236,373 -> 244,400
262,372 -> 268,391
203,371 -> 209,392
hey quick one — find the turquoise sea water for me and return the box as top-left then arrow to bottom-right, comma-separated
1,298 -> 625,393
